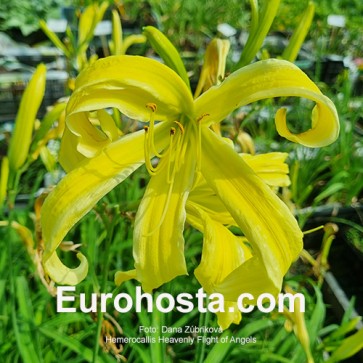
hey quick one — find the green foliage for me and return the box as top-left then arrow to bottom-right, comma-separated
0,0 -> 61,35
123,0 -> 251,50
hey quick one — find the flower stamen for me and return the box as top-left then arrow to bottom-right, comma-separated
143,126 -> 157,175
143,123 -> 185,236
146,103 -> 163,158
173,120 -> 184,134
167,127 -> 177,184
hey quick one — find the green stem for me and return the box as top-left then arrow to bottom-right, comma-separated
195,308 -> 211,363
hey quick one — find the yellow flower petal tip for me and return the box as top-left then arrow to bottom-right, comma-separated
275,103 -> 339,148
115,270 -> 137,286
43,252 -> 88,285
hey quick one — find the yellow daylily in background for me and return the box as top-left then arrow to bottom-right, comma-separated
0,157 -> 9,209
40,2 -> 109,73
194,38 -> 230,98
41,55 -> 339,304
7,64 -> 46,183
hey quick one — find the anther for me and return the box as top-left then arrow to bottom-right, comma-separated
197,113 -> 210,122
170,127 -> 176,136
146,102 -> 157,112
173,121 -> 184,133
145,102 -> 163,159
144,126 -> 149,132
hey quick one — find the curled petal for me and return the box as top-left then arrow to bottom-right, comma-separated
195,59 -> 339,147
69,55 -> 193,122
200,128 -> 303,300
216,301 -> 242,331
42,122 -> 171,285
44,252 -> 88,286
64,55 -> 193,159
59,126 -> 87,172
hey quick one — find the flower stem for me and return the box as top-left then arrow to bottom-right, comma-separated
195,308 -> 211,363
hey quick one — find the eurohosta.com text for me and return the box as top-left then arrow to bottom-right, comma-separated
57,286 -> 305,314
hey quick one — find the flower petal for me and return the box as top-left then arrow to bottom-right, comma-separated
194,38 -> 230,97
241,152 -> 291,187
188,151 -> 290,226
186,203 -> 249,329
195,59 -> 339,147
42,122 -> 171,285
188,178 -> 235,228
69,55 -> 193,122
115,269 -> 137,286
43,252 -> 88,286
64,55 -> 194,160
59,126 -> 87,172
200,128 -> 303,300
216,301 -> 242,330
187,202 -> 252,293
132,136 -> 196,292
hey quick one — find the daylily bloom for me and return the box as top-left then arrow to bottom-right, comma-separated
41,54 -> 339,309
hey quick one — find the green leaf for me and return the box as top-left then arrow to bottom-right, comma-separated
326,328 -> 363,363
143,26 -> 190,89
14,276 -> 42,363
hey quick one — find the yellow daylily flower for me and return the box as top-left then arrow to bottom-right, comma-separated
41,54 -> 339,302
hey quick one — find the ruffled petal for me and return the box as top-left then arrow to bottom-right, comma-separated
200,128 -> 303,301
42,122 -> 171,285
195,59 -> 339,147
